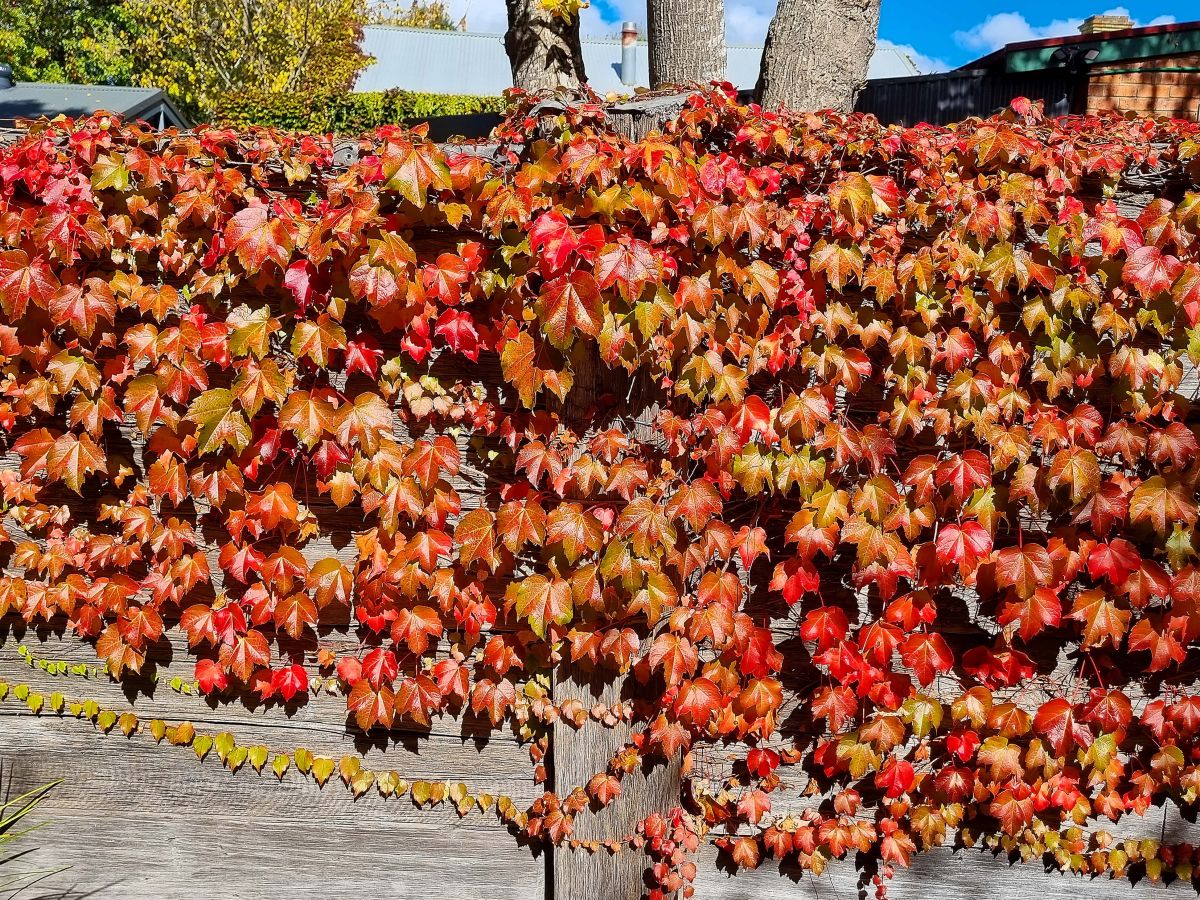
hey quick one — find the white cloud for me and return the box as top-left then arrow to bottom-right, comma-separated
725,2 -> 775,45
954,7 -> 1177,54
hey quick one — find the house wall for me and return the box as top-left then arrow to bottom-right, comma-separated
1086,52 -> 1200,118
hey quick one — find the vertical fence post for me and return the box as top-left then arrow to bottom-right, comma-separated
547,100 -> 691,898
551,671 -> 682,899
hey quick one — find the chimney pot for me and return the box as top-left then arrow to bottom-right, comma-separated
620,22 -> 638,86
1078,13 -> 1134,35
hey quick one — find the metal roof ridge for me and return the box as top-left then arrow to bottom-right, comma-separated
999,17 -> 1200,54
8,82 -> 164,95
361,24 -> 765,51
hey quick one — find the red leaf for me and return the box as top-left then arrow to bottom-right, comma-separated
994,543 -> 1053,600
272,664 -> 309,702
225,204 -> 293,273
434,309 -> 481,360
998,586 -> 1061,642
674,677 -> 722,726
900,632 -> 954,685
1123,244 -> 1182,297
1033,697 -> 1093,757
935,521 -> 992,575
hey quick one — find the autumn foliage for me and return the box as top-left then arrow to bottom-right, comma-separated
3,87 -> 1200,896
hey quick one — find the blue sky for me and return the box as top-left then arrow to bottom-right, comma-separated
881,2 -> 1182,69
445,1 -> 1191,73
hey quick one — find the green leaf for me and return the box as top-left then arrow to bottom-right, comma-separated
186,388 -> 251,455
193,735 -> 214,761
293,747 -> 313,774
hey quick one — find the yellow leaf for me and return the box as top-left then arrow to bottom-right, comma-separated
215,732 -> 237,762
351,770 -> 375,797
411,780 -> 432,806
96,709 -> 116,732
118,712 -> 139,736
497,796 -> 516,821
293,747 -> 313,774
376,771 -> 398,797
227,746 -> 249,772
149,719 -> 167,742
169,722 -> 196,745
26,692 -> 45,714
339,755 -> 362,784
248,745 -> 269,772
311,756 -> 335,787
272,754 -> 290,779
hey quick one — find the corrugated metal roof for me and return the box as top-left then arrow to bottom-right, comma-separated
356,26 -> 920,95
0,83 -> 188,128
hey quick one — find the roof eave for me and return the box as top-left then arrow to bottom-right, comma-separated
954,18 -> 1200,75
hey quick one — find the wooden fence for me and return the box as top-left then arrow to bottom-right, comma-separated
3,97 -> 1200,900
5,616 -> 1200,899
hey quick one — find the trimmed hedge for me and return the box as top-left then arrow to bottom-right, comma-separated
208,88 -> 508,133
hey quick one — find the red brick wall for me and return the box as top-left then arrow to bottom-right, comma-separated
1086,52 -> 1200,119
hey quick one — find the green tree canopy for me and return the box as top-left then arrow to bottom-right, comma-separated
0,0 -> 140,84
369,0 -> 455,29
126,0 -> 371,116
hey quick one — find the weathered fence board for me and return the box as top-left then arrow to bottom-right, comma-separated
693,842 -> 1199,899
4,738 -> 544,900
0,626 -> 546,900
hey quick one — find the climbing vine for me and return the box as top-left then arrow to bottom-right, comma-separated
2,87 -> 1200,897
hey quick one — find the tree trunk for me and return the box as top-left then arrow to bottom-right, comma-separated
755,0 -> 880,112
504,0 -> 587,93
647,0 -> 726,88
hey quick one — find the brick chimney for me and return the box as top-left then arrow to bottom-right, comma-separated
1078,13 -> 1133,35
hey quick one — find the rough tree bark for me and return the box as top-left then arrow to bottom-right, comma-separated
504,0 -> 587,92
647,0 -> 726,88
755,0 -> 881,112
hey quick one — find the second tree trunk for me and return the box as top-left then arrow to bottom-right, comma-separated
648,0 -> 726,88
756,0 -> 880,112
504,0 -> 588,92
